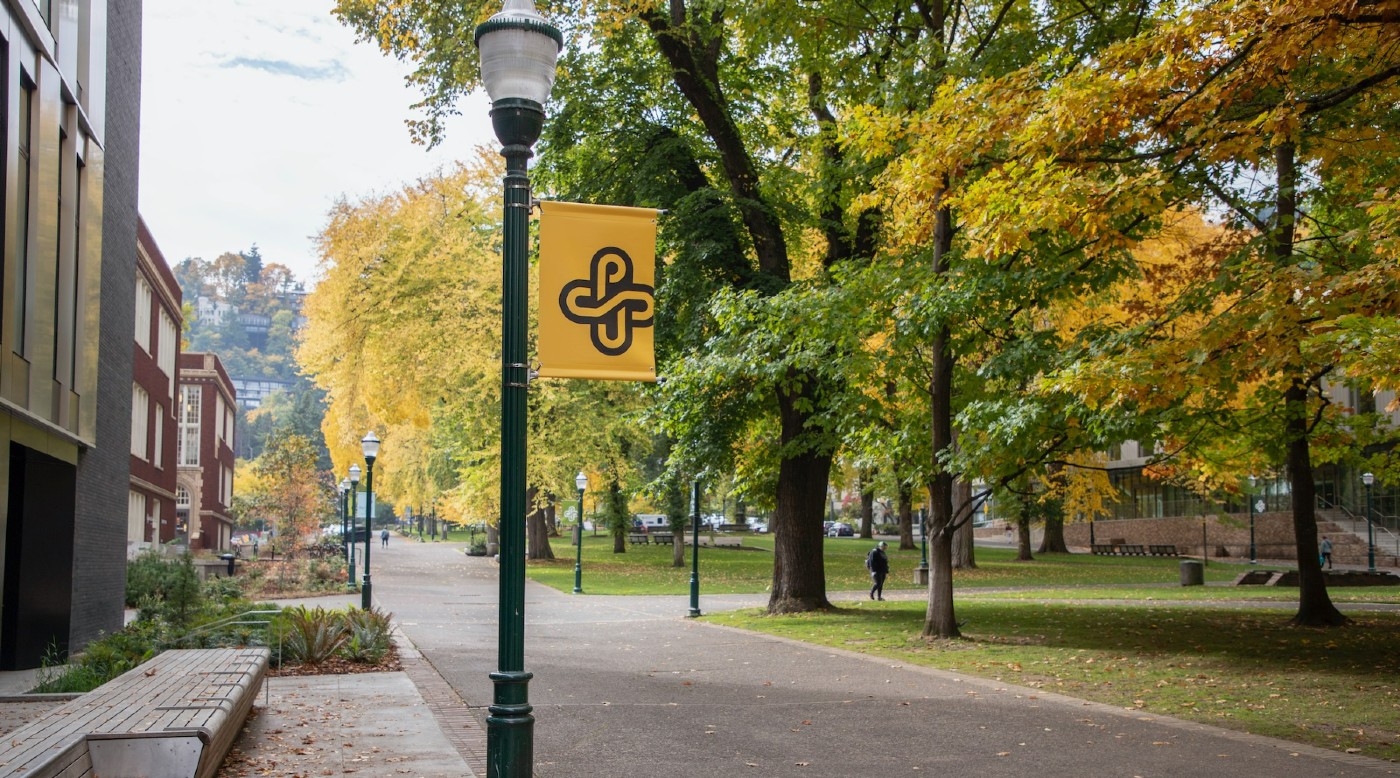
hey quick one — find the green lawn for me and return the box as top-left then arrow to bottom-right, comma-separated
702,600 -> 1400,761
522,535 -> 1240,595
961,585 -> 1400,603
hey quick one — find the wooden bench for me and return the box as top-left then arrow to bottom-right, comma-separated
1119,544 -> 1147,556
717,524 -> 749,533
627,533 -> 650,544
651,533 -> 674,545
1091,544 -> 1117,555
683,536 -> 742,548
1149,544 -> 1179,557
0,647 -> 268,778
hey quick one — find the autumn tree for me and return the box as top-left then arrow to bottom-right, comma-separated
254,428 -> 334,585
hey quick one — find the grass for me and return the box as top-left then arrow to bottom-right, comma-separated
702,600 -> 1400,761
962,585 -> 1400,603
523,535 -> 1240,595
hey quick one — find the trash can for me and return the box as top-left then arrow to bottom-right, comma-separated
1180,559 -> 1204,586
912,564 -> 929,586
219,553 -> 236,577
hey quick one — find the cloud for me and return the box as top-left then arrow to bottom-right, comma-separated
221,57 -> 349,82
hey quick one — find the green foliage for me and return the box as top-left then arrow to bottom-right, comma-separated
281,607 -> 349,665
125,547 -> 178,606
343,608 -> 393,664
164,553 -> 203,628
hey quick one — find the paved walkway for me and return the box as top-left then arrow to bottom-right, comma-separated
368,542 -> 1396,777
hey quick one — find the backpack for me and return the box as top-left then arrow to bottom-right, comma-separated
865,550 -> 874,571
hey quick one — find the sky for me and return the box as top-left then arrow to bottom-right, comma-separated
139,0 -> 494,285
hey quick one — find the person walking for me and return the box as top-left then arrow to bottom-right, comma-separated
381,528 -> 390,548
1320,535 -> 1333,569
866,541 -> 890,601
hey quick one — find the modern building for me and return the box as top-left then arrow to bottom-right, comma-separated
128,219 -> 182,554
0,1 -> 144,669
176,352 -> 237,550
229,375 -> 293,410
194,295 -> 236,326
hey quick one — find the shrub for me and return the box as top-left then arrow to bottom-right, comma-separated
281,607 -> 348,665
31,622 -> 162,694
164,553 -> 203,628
342,608 -> 393,664
874,523 -> 900,536
126,547 -> 177,606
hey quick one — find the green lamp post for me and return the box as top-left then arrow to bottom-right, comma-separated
347,465 -> 361,589
474,2 -> 562,775
573,471 -> 586,594
1363,472 -> 1376,572
340,477 -> 351,563
689,480 -> 701,618
361,431 -> 379,610
1247,474 -> 1257,564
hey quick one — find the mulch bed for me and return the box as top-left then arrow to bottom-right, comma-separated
269,645 -> 402,677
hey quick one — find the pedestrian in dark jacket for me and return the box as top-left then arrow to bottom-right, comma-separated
867,541 -> 890,601
381,528 -> 390,548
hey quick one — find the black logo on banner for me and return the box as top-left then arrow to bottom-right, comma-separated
560,247 -> 655,356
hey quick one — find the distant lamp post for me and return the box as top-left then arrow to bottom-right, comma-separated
1363,472 -> 1376,573
1248,474 -> 1258,565
361,431 -> 380,610
348,465 -> 361,589
573,471 -> 587,594
689,480 -> 702,618
918,508 -> 929,572
339,478 -> 351,563
475,1 -> 563,775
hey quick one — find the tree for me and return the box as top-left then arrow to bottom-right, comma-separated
253,428 -> 334,588
927,0 -> 1400,626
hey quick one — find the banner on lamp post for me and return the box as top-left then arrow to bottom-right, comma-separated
537,201 -> 658,382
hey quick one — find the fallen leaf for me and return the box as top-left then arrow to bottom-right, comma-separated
795,762 -> 809,767
996,752 -> 1010,757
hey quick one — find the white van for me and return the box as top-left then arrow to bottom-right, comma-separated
635,514 -> 670,531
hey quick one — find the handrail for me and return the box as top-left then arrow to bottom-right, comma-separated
1318,495 -> 1400,560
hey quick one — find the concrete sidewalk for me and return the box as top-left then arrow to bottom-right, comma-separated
217,671 -> 475,778
369,542 -> 1398,777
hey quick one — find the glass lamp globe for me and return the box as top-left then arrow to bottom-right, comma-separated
474,0 -> 563,107
349,464 -> 362,485
339,478 -> 350,493
362,431 -> 381,462
575,471 -> 588,492
1363,472 -> 1375,487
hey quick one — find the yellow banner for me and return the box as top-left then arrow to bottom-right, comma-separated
537,201 -> 659,382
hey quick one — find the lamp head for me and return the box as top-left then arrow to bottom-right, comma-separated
349,464 -> 362,485
475,0 -> 562,147
1363,472 -> 1375,487
362,430 -> 380,463
1248,474 -> 1257,488
575,471 -> 588,492
339,478 -> 350,493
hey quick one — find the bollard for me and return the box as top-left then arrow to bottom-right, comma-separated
220,553 -> 236,577
1180,559 -> 1204,586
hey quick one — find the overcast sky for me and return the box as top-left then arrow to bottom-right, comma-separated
139,0 -> 494,285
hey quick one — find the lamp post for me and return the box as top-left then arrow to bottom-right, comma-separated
573,471 -> 587,594
1363,472 -> 1376,573
1248,474 -> 1257,565
474,3 -> 562,775
918,507 -> 929,572
340,478 -> 350,563
689,480 -> 702,618
348,465 -> 361,589
361,431 -> 379,610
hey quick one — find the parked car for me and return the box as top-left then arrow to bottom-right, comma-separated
749,523 -> 769,534
822,521 -> 835,533
827,522 -> 854,537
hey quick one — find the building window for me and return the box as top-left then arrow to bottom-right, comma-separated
14,80 -> 33,357
131,383 -> 149,459
226,406 -> 234,445
158,311 -> 177,396
223,465 -> 233,506
215,393 -> 224,445
153,405 -> 164,468
134,276 -> 152,352
127,490 -> 147,543
178,385 -> 201,466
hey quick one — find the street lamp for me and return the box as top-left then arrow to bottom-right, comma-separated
475,2 -> 562,775
1248,474 -> 1257,565
340,478 -> 351,563
361,431 -> 380,610
1363,472 -> 1376,572
689,480 -> 702,618
348,465 -> 361,589
918,507 -> 929,574
573,471 -> 587,594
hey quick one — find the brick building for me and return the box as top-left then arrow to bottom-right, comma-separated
127,219 -> 181,553
176,352 -> 236,550
0,1 -> 144,669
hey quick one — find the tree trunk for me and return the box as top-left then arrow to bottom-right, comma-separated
859,469 -> 875,539
951,477 -> 976,569
673,532 -> 686,567
768,380 -> 834,614
1285,379 -> 1346,625
607,479 -> 627,554
525,487 -> 554,560
1037,512 -> 1068,554
1016,513 -> 1034,561
922,203 -> 960,640
485,522 -> 499,556
897,481 -> 917,550
545,493 -> 559,537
